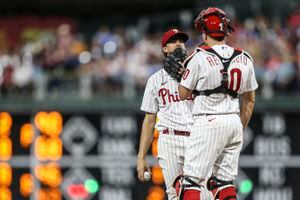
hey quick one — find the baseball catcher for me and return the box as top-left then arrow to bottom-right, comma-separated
176,6 -> 258,200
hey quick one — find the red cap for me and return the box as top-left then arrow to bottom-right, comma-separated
161,29 -> 189,47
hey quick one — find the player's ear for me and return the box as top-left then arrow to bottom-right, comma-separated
202,33 -> 208,45
162,46 -> 168,54
162,46 -> 169,57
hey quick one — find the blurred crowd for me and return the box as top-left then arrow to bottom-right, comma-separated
0,9 -> 300,100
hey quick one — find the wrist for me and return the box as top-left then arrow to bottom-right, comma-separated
137,154 -> 146,160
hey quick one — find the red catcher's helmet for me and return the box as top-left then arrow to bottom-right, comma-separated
194,7 -> 234,37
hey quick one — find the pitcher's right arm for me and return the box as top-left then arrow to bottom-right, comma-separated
137,112 -> 156,182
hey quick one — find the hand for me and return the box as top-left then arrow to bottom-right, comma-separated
136,158 -> 150,182
163,48 -> 188,82
178,63 -> 185,75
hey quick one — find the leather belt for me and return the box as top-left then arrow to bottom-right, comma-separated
162,129 -> 190,136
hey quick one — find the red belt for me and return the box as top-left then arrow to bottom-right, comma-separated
162,129 -> 190,136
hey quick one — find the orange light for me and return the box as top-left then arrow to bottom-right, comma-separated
151,139 -> 158,156
153,128 -> 159,138
47,137 -> 62,160
34,136 -> 62,161
152,128 -> 159,156
146,186 -> 165,200
20,123 -> 35,148
0,112 -> 12,136
34,111 -> 63,136
151,166 -> 164,185
38,188 -> 62,200
0,163 -> 12,186
47,112 -> 63,137
0,137 -> 12,161
34,136 -> 48,161
20,173 -> 34,197
34,112 -> 48,133
35,163 -> 62,187
0,187 -> 11,200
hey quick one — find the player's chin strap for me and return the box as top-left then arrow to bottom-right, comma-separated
193,47 -> 243,98
173,175 -> 202,200
207,176 -> 237,200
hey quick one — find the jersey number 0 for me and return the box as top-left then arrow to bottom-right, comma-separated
228,68 -> 242,92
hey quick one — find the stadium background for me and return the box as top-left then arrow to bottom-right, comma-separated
0,0 -> 299,199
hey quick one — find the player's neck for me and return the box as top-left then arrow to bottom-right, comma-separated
206,36 -> 226,47
207,40 -> 226,47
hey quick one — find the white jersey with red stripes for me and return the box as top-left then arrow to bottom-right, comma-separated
180,44 -> 258,115
141,68 -> 194,131
141,68 -> 212,200
180,44 -> 258,195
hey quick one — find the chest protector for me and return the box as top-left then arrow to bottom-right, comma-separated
193,47 -> 243,98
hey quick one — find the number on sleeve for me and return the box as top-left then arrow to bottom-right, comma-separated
183,69 -> 190,80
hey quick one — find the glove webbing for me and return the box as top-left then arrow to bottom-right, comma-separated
163,48 -> 187,82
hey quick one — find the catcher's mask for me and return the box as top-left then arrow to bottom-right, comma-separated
194,7 -> 234,38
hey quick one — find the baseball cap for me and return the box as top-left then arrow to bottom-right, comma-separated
161,29 -> 189,47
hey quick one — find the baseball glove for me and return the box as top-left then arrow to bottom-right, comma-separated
163,47 -> 188,82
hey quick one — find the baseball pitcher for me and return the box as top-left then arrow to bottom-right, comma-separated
137,29 -> 212,200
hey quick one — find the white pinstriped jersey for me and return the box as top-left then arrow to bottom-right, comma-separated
180,44 -> 258,115
141,69 -> 194,132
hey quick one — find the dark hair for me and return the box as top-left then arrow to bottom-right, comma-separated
162,50 -> 168,57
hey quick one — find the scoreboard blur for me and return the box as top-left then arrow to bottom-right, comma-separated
0,111 -> 165,200
0,110 -> 300,200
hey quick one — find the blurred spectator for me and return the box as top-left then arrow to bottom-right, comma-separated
288,6 -> 300,90
0,9 -> 300,100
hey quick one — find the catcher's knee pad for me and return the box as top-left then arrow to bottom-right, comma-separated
182,190 -> 201,200
173,174 -> 183,197
172,175 -> 202,200
207,176 -> 237,200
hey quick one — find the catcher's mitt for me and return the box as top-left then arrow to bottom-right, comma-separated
163,47 -> 188,82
